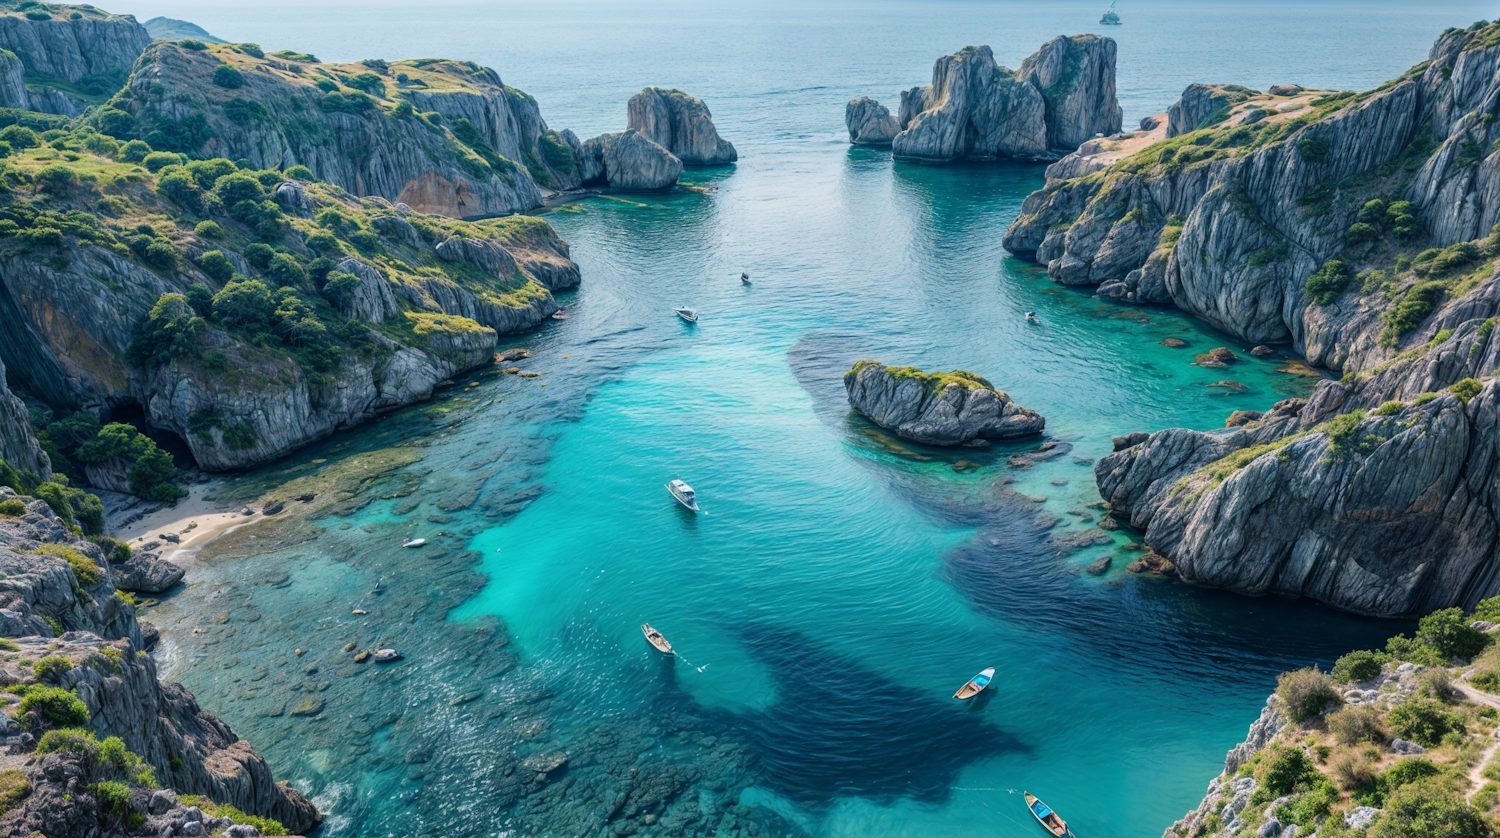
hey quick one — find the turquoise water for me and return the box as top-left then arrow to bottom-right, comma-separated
120,1 -> 1493,835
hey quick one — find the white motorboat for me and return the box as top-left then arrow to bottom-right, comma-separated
665,479 -> 700,512
674,307 -> 698,322
373,648 -> 404,663
402,538 -> 426,548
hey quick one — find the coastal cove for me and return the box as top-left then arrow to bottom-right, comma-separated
103,1 -> 1497,836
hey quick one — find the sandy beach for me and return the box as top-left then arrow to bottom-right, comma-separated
115,482 -> 262,566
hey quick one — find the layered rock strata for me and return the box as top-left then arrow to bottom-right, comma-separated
843,361 -> 1044,445
626,87 -> 737,164
0,6 -> 150,116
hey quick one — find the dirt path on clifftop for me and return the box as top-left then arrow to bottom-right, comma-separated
1459,683 -> 1500,800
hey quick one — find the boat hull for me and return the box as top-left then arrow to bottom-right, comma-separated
666,483 -> 700,512
1025,792 -> 1068,837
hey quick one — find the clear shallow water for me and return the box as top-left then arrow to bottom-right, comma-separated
117,1 -> 1490,835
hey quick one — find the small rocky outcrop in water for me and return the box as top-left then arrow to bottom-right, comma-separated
845,97 -> 900,146
626,87 -> 737,164
843,361 -> 1044,445
577,129 -> 685,191
878,36 -> 1121,163
0,486 -> 318,835
579,88 -> 734,189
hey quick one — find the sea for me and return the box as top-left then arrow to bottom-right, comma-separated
118,1 -> 1490,835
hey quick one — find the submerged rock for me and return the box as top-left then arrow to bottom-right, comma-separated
843,360 -> 1044,446
626,87 -> 737,165
846,97 -> 900,146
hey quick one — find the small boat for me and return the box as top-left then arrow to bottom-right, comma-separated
551,310 -> 569,320
740,272 -> 751,284
674,307 -> 698,322
373,648 -> 404,663
1025,792 -> 1069,837
665,479 -> 700,512
953,667 -> 994,700
1026,311 -> 1040,324
351,609 -> 368,615
402,538 -> 426,548
641,623 -> 674,655
1100,0 -> 1121,24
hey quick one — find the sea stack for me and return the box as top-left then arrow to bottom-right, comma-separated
846,97 -> 900,146
626,87 -> 737,164
890,36 -> 1121,163
843,361 -> 1044,446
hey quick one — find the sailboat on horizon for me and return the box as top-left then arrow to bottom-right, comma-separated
1101,0 -> 1121,25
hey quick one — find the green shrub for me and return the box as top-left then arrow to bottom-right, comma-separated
23,10 -> 48,20
1469,669 -> 1500,692
94,779 -> 130,820
177,795 -> 289,835
32,482 -> 74,523
18,685 -> 89,728
1276,667 -> 1341,722
1333,649 -> 1388,683
34,544 -> 100,587
1298,135 -> 1331,161
1472,594 -> 1500,622
34,164 -> 78,196
285,165 -> 313,181
1347,222 -> 1380,244
35,727 -> 97,755
1450,378 -> 1484,403
1382,757 -> 1442,792
178,39 -> 208,51
305,231 -> 339,252
1371,778 -> 1488,838
1358,199 -> 1389,224
118,140 -> 151,163
98,736 -> 156,788
196,250 -> 234,282
32,655 -> 72,682
1255,745 -> 1320,796
1388,697 -> 1463,746
194,220 -> 224,239
212,64 -> 244,89
0,125 -> 37,150
1416,607 -> 1489,659
1329,705 -> 1388,745
0,499 -> 23,517
349,229 -> 378,251
1384,282 -> 1446,342
141,152 -> 182,173
127,293 -> 204,368
243,241 -> 275,269
1374,400 -> 1406,417
1306,260 -> 1351,305
0,769 -> 28,816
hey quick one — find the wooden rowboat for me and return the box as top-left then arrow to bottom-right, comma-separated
1025,791 -> 1069,837
953,667 -> 994,700
641,623 -> 674,655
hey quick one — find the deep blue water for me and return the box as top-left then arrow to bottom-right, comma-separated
123,1 -> 1486,835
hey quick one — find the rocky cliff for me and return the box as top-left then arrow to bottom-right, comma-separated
0,5 -> 151,117
106,44 -> 579,217
0,355 -> 47,480
0,135 -> 576,471
577,129 -> 683,191
843,361 -> 1044,445
871,36 -> 1120,163
0,485 -> 318,836
1166,83 -> 1260,138
625,87 -> 736,165
1011,21 -> 1500,616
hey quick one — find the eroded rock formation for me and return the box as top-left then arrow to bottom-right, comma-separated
877,36 -> 1121,163
845,97 -> 899,146
0,6 -> 150,116
626,87 -> 737,164
843,361 -> 1044,445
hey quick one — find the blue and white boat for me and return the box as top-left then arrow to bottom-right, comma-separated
952,666 -> 994,700
1025,791 -> 1069,836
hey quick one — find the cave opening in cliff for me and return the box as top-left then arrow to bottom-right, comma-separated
109,402 -> 199,472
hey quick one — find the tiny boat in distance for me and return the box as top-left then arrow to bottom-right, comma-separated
953,667 -> 994,700
402,538 -> 426,548
666,479 -> 700,512
741,272 -> 751,284
641,623 -> 674,655
1100,0 -> 1121,24
373,648 -> 404,663
674,307 -> 699,322
1025,792 -> 1069,837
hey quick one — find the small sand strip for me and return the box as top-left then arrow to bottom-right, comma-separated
114,482 -> 262,566
1458,682 -> 1500,800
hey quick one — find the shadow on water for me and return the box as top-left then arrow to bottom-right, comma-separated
700,623 -> 1030,806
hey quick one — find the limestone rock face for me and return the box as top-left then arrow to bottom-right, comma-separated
893,46 -> 1050,162
0,8 -> 150,114
1017,34 -> 1123,149
0,353 -> 48,478
0,495 -> 318,834
843,361 -> 1044,445
1166,83 -> 1259,137
626,87 -> 737,164
891,36 -> 1121,163
112,550 -> 185,594
845,97 -> 900,146
331,257 -> 402,324
578,130 -> 684,191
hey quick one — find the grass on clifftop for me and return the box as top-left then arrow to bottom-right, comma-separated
847,361 -> 996,392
